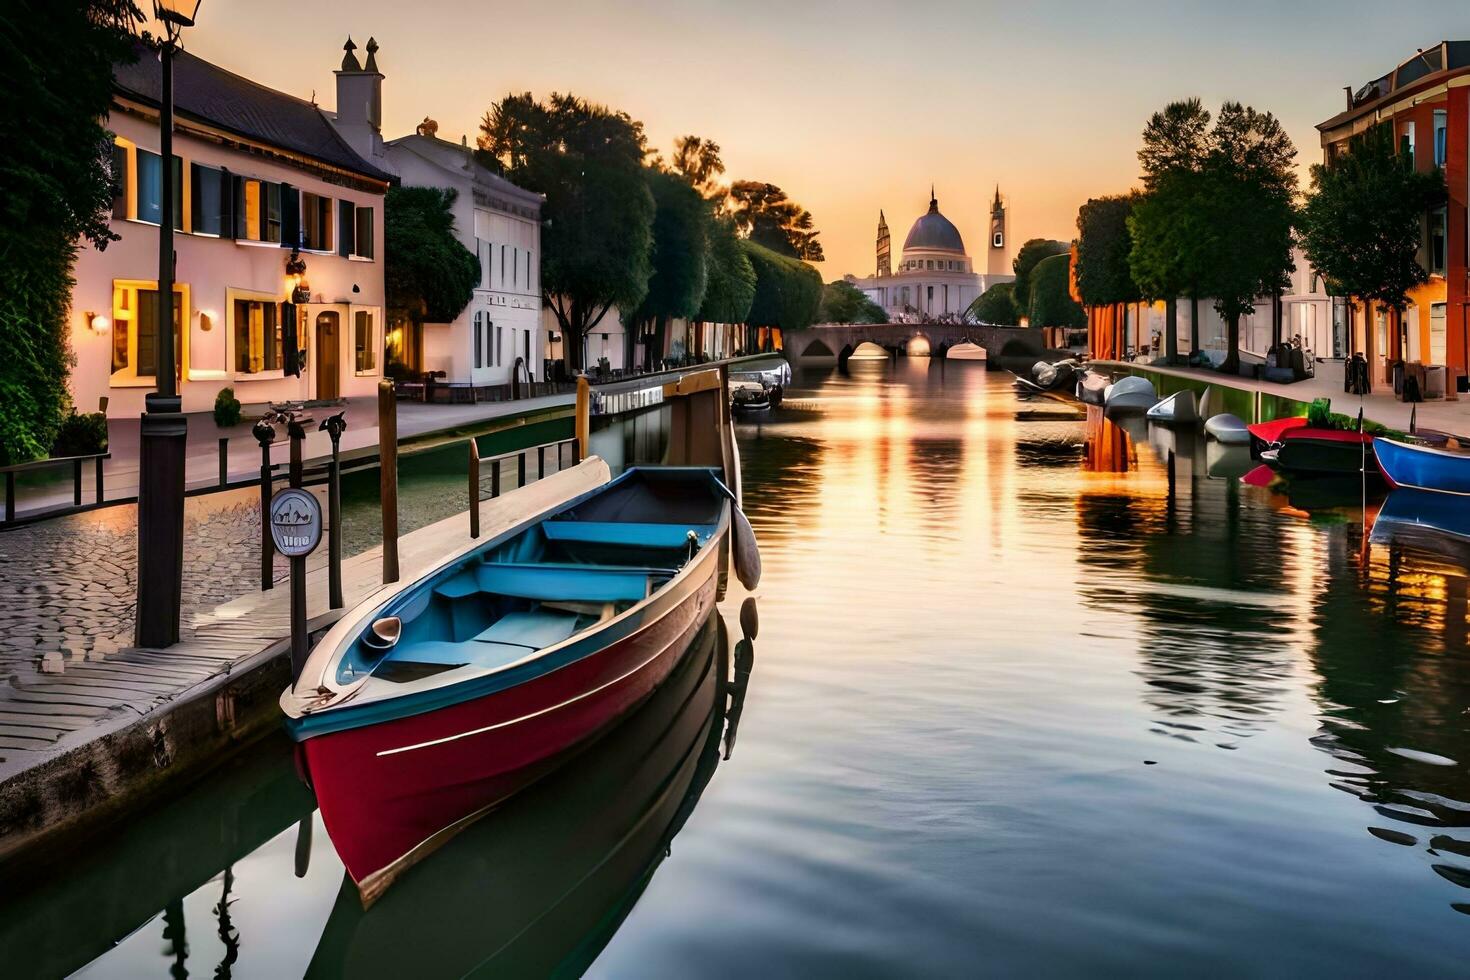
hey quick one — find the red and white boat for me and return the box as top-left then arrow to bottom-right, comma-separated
281,465 -> 755,905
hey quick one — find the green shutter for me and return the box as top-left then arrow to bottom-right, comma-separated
338,200 -> 353,257
111,144 -> 128,219
281,183 -> 299,248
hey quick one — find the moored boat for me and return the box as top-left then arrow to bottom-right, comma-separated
1374,438 -> 1470,495
1246,416 -> 1306,458
730,379 -> 771,414
1103,375 -> 1157,415
1205,413 -> 1250,445
1248,418 -> 1375,477
1145,389 -> 1198,426
1075,370 -> 1108,405
281,465 -> 753,904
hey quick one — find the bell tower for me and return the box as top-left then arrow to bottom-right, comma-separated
987,186 -> 1008,278
876,210 -> 891,278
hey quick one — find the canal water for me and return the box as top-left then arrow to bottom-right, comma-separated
8,359 -> 1470,976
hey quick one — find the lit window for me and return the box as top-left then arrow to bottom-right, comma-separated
110,281 -> 186,385
354,309 -> 378,374
232,296 -> 282,374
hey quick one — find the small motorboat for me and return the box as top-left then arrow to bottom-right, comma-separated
730,379 -> 771,415
1374,438 -> 1470,495
946,340 -> 988,362
1145,389 -> 1198,426
1204,413 -> 1250,446
1033,359 -> 1078,390
1249,419 -> 1376,478
1103,375 -> 1157,415
1198,385 -> 1216,421
281,465 -> 757,905
1075,370 -> 1108,406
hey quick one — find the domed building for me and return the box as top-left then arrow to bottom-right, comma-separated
850,188 -> 1012,321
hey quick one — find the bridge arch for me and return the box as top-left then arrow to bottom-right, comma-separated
800,338 -> 835,358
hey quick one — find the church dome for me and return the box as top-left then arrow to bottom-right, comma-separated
903,194 -> 966,254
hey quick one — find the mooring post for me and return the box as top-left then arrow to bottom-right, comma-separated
468,439 -> 481,539
321,412 -> 347,609
287,418 -> 306,489
285,420 -> 310,677
575,375 -> 591,463
378,380 -> 400,584
252,418 -> 275,591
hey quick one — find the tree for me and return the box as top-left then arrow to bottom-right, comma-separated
1074,194 -> 1141,307
969,282 -> 1020,326
1132,98 -> 1212,361
383,186 -> 479,331
729,181 -> 824,261
1011,239 -> 1069,311
0,1 -> 141,463
634,168 -> 710,359
819,280 -> 885,324
698,216 -> 756,325
671,135 -> 727,207
1028,253 -> 1087,328
478,92 -> 655,369
742,241 -> 822,348
1300,124 -> 1446,368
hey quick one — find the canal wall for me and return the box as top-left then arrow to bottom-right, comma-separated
1095,361 -> 1316,423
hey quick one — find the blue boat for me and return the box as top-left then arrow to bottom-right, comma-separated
1374,438 -> 1470,496
1373,488 -> 1470,542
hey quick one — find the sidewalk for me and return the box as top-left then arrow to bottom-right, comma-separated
1095,358 -> 1470,438
12,391 -> 575,518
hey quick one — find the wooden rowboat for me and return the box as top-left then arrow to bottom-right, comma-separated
281,465 -> 755,905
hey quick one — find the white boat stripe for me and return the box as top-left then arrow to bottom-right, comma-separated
375,641 -> 672,757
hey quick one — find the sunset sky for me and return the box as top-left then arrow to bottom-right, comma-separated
177,0 -> 1468,279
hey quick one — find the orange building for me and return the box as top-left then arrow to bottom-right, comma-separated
1317,41 -> 1470,391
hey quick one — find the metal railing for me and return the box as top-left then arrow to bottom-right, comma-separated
0,451 -> 111,525
467,436 -> 581,539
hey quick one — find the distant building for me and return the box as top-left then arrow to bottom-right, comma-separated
72,41 -> 390,417
850,189 -> 1012,321
327,38 -> 548,391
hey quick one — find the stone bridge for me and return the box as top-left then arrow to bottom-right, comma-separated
781,323 -> 1045,367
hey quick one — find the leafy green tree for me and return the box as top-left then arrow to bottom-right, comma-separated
968,282 -> 1020,325
698,216 -> 756,324
1011,239 -> 1068,311
634,168 -> 710,358
384,186 -> 479,328
1131,98 -> 1212,361
729,181 -> 824,261
0,1 -> 141,463
1300,124 -> 1446,366
478,92 -> 655,369
819,280 -> 885,324
1074,194 -> 1141,307
742,241 -> 822,346
1028,253 -> 1087,328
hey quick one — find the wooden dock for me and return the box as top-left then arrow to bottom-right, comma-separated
0,459 -> 610,862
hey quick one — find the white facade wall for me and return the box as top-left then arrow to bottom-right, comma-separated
544,305 -> 629,372
73,110 -> 386,417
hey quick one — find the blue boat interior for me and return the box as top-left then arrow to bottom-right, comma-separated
338,468 -> 727,684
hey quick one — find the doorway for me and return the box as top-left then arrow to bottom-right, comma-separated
316,311 -> 340,401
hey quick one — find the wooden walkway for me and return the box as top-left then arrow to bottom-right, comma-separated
0,459 -> 610,793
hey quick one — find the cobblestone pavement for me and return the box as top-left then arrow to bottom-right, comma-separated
0,488 -> 291,676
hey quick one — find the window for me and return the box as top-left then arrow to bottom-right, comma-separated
1431,205 -> 1447,275
354,309 -> 377,374
110,281 -> 186,385
501,244 -> 507,284
474,311 -> 483,368
512,247 -> 518,289
1402,120 -> 1416,166
993,232 -> 1003,248
232,296 -> 282,374
1434,109 -> 1448,166
302,192 -> 333,251
190,163 -> 224,235
496,325 -> 503,367
926,260 -> 934,270
354,206 -> 374,258
135,148 -> 183,229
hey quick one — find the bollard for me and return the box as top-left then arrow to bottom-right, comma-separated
575,376 -> 590,463
320,412 -> 347,610
468,439 -> 481,539
218,437 -> 229,487
252,418 -> 275,591
378,380 -> 400,584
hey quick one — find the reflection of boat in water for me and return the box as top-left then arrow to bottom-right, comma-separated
1204,413 -> 1250,446
1145,389 -> 1198,426
1374,438 -> 1470,496
282,466 -> 741,903
306,607 -> 754,978
1372,488 -> 1470,546
945,340 -> 987,361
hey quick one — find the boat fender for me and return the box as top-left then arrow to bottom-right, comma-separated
732,506 -> 762,589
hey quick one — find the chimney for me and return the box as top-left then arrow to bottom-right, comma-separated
332,36 -> 386,163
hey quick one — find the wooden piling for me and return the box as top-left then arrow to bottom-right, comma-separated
468,439 -> 481,539
575,376 -> 591,462
379,380 -> 400,584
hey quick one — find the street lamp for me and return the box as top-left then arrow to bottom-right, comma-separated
135,0 -> 202,649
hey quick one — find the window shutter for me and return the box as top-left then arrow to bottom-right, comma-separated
219,168 -> 235,239
232,174 -> 248,239
338,200 -> 353,257
111,144 -> 128,219
281,183 -> 299,248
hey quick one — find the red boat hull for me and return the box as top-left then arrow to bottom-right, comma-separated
300,558 -> 719,902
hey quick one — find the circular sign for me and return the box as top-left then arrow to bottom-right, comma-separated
269,487 -> 323,557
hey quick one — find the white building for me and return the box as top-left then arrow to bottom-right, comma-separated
326,39 -> 547,391
849,189 -> 1012,321
72,41 -> 390,417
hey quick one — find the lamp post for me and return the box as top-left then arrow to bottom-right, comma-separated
135,0 -> 202,649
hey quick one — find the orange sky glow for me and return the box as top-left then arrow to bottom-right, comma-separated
173,0 -> 1468,279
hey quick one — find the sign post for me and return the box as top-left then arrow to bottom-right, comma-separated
269,487 -> 323,682
320,412 -> 347,609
